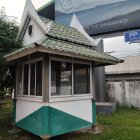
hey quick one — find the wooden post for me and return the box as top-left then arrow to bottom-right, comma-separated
92,99 -> 97,132
9,60 -> 19,133
92,62 -> 97,132
13,60 -> 17,124
43,54 -> 49,102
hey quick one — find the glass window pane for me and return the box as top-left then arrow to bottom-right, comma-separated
51,61 -> 72,96
30,63 -> 35,95
36,61 -> 42,96
74,63 -> 90,94
17,65 -> 22,95
23,64 -> 29,95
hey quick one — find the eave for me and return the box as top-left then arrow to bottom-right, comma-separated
4,44 -> 122,67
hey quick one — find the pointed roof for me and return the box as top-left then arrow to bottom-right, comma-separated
4,0 -> 122,66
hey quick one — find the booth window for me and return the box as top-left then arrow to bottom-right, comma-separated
17,65 -> 22,95
30,63 -> 35,95
36,61 -> 42,96
51,60 -> 91,96
51,61 -> 72,96
18,60 -> 42,96
23,64 -> 29,95
74,63 -> 90,94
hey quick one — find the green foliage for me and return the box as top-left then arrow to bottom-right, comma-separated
0,17 -> 21,96
0,99 -> 40,140
0,58 -> 14,95
0,17 -> 21,51
56,107 -> 140,140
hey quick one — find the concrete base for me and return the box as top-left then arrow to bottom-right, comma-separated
91,124 -> 101,134
40,135 -> 51,140
74,124 -> 104,135
96,102 -> 117,115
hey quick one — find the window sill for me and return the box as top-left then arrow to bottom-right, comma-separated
49,94 -> 93,103
16,96 -> 43,103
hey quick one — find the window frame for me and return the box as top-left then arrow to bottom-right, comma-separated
50,57 -> 93,98
16,57 -> 43,98
73,62 -> 91,95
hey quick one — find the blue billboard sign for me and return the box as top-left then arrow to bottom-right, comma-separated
124,30 -> 140,42
55,0 -> 140,36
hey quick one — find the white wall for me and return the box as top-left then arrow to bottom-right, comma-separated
16,99 -> 44,122
23,19 -> 45,46
16,98 -> 93,123
50,99 -> 93,123
107,81 -> 140,108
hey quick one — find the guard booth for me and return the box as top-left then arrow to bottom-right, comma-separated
4,0 -> 121,139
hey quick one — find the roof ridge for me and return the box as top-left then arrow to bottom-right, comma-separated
40,16 -> 81,32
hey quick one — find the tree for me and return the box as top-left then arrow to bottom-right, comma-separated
0,18 -> 20,51
0,15 -> 21,97
0,58 -> 14,97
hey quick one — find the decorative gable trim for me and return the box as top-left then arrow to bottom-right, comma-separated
18,15 -> 31,40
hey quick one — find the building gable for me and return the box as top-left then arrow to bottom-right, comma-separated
17,0 -> 48,45
22,18 -> 45,46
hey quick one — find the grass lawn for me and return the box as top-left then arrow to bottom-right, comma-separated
0,99 -> 140,140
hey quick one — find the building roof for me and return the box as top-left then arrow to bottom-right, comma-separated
4,15 -> 122,66
37,0 -> 54,13
41,17 -> 95,47
4,35 -> 122,65
37,0 -> 55,20
106,56 -> 140,74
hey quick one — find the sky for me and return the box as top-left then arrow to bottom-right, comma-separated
1,0 -> 140,57
0,0 -> 52,22
104,36 -> 140,58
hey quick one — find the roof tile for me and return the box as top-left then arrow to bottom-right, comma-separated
40,17 -> 95,47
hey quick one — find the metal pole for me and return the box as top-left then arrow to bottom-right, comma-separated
95,40 -> 106,102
